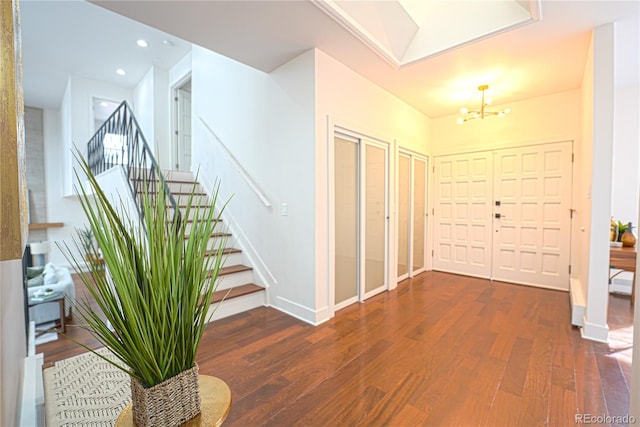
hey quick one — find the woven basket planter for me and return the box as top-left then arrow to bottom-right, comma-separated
130,363 -> 201,427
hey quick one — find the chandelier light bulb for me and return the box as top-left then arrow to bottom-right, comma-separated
456,84 -> 511,123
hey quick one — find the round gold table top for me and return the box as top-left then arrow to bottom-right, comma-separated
116,375 -> 231,427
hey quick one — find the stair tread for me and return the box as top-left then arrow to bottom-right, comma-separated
139,190 -> 207,196
218,264 -> 253,276
220,247 -> 241,255
171,218 -> 223,224
132,177 -> 199,185
210,283 -> 264,304
184,232 -> 231,239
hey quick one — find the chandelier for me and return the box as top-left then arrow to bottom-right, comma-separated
457,84 -> 511,124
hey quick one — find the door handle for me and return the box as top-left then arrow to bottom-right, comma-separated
495,213 -> 506,219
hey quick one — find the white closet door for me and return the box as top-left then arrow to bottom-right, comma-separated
334,136 -> 359,307
397,154 -> 411,280
412,158 -> 427,275
492,142 -> 572,290
433,153 -> 494,278
362,142 -> 388,300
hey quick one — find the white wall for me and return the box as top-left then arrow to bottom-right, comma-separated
44,77 -> 132,268
574,33 -> 595,326
315,49 -> 430,322
191,46 -> 318,323
167,51 -> 193,171
583,24 -> 615,343
266,51 -> 318,319
190,46 -> 430,324
616,14 -> 640,417
133,66 -> 171,169
0,259 -> 26,427
43,108 -> 87,267
59,79 -> 72,197
431,89 -> 581,154
133,67 -> 155,148
153,67 -> 170,168
610,15 -> 640,226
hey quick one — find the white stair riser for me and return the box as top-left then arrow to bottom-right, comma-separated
209,269 -> 254,291
174,194 -> 209,205
169,207 -> 215,220
205,291 -> 266,323
165,181 -> 204,194
220,251 -> 243,266
162,170 -> 196,182
180,220 -> 227,234
184,236 -> 235,251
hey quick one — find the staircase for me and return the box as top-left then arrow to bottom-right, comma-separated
88,101 -> 266,323
153,169 -> 266,321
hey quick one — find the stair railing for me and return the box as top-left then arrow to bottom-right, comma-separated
87,101 -> 181,227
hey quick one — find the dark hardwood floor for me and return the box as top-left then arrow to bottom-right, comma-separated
38,271 -> 634,426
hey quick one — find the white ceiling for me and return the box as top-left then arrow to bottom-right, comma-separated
20,0 -> 191,109
21,0 -> 639,119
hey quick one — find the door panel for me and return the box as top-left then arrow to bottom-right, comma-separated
412,158 -> 427,273
363,143 -> 387,297
334,133 -> 388,307
177,88 -> 192,171
334,137 -> 358,306
397,154 -> 410,279
433,153 -> 493,278
492,142 -> 572,290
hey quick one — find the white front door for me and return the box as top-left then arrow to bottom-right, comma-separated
492,142 -> 572,290
433,141 -> 573,290
433,153 -> 494,278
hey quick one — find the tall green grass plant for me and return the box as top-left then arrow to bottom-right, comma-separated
62,154 -> 229,387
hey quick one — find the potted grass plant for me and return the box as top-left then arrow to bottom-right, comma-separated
61,154 -> 229,426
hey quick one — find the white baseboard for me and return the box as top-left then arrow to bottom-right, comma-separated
581,320 -> 609,343
21,322 -> 44,427
570,277 -> 585,327
272,296 -> 319,325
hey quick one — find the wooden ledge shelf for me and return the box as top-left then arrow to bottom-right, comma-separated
29,222 -> 64,230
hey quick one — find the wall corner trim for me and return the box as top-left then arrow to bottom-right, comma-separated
570,277 -> 585,326
580,319 -> 609,343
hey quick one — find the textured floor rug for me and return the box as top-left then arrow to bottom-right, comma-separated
44,347 -> 131,427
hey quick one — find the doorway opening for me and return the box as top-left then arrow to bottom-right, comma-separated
171,77 -> 192,171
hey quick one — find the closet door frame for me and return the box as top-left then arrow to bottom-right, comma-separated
329,126 -> 390,313
360,138 -> 390,301
333,133 -> 361,311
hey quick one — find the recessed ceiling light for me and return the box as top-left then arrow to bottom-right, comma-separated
162,39 -> 175,47
100,101 -> 109,107
136,39 -> 148,48
116,68 -> 126,76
